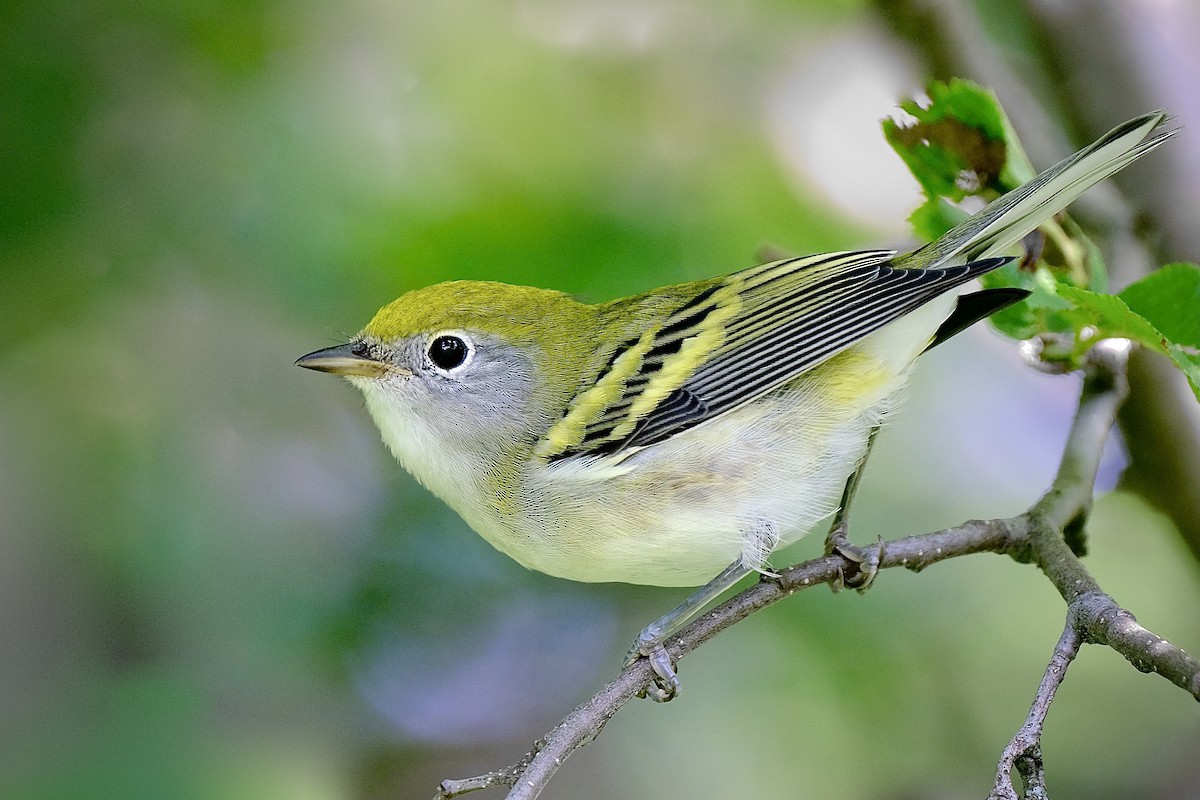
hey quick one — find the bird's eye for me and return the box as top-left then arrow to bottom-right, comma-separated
428,334 -> 471,371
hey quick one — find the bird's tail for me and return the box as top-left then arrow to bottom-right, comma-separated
895,113 -> 1176,271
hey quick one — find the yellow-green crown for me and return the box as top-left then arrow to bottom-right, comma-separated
363,280 -> 591,343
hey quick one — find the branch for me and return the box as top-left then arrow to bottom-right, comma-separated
434,339 -> 1199,800
988,340 -> 1200,798
434,520 -> 1017,800
989,621 -> 1081,800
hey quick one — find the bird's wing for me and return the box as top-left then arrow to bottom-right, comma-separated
538,250 -> 1009,461
537,114 -> 1174,462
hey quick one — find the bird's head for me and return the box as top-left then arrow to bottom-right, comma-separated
296,280 -> 597,496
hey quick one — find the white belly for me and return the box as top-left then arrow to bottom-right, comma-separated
501,300 -> 947,586
410,297 -> 955,587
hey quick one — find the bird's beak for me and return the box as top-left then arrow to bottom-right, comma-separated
295,343 -> 400,378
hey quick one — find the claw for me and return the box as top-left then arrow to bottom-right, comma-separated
643,645 -> 680,702
825,524 -> 883,593
626,632 -> 681,702
622,559 -> 753,702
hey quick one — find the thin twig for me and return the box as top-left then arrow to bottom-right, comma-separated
504,537 -> 1011,800
1023,342 -> 1200,694
1013,745 -> 1049,800
989,340 -> 1199,796
437,770 -> 515,799
1033,339 -> 1131,535
989,618 -> 1083,800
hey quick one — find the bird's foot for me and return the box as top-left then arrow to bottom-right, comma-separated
625,627 -> 680,703
824,522 -> 883,593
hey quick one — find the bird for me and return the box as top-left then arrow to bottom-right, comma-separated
298,112 -> 1173,700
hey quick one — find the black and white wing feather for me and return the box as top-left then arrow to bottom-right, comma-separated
539,251 -> 1009,460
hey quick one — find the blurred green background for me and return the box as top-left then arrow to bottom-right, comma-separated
3,1 -> 1198,798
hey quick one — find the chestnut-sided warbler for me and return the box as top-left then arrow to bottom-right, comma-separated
298,113 -> 1172,699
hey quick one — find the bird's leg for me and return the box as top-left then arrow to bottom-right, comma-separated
824,425 -> 884,592
625,559 -> 751,702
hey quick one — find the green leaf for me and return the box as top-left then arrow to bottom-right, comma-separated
1118,262 -> 1200,347
1166,344 -> 1200,402
1031,279 -> 1200,401
978,298 -> 1040,342
1054,215 -> 1108,293
908,197 -> 968,243
978,264 -> 1074,340
882,78 -> 1038,216
1057,285 -> 1167,352
1116,263 -> 1200,402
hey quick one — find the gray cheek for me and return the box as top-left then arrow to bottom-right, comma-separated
399,337 -> 540,443
461,360 -> 539,432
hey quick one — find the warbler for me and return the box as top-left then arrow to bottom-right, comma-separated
298,113 -> 1172,700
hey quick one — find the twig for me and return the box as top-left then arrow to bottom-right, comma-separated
436,748 -> 541,800
1013,745 -> 1049,800
436,521 -> 1020,800
514,519 -> 1039,798
989,615 -> 1083,800
990,340 -> 1199,796
437,770 -> 514,799
1028,340 -> 1200,694
1033,339 -> 1131,535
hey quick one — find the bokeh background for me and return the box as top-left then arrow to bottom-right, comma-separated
3,1 -> 1199,798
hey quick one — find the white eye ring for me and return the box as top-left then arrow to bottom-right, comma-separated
426,330 -> 475,373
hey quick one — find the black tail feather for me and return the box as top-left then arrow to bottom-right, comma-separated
926,288 -> 1031,351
